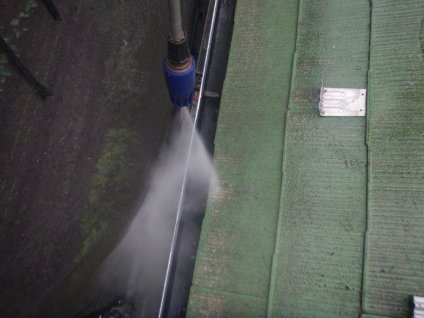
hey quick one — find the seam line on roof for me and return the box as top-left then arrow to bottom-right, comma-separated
265,0 -> 302,317
192,285 -> 268,301
360,0 -> 373,315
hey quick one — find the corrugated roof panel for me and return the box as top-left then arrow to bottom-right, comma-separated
188,0 -> 424,317
187,0 -> 299,316
363,1 -> 424,316
267,0 -> 369,316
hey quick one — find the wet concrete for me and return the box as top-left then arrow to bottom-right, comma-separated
0,0 -> 201,316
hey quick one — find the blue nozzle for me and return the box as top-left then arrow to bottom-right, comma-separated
163,57 -> 196,108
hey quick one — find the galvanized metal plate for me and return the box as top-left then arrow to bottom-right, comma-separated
414,296 -> 424,318
319,87 -> 366,117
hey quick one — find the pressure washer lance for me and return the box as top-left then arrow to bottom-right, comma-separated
162,0 -> 196,107
159,0 -> 219,316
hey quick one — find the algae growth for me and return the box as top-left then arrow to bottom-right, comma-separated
75,128 -> 139,263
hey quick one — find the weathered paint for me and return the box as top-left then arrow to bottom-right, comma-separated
189,0 -> 424,317
268,0 -> 369,316
363,1 -> 424,316
188,0 -> 299,316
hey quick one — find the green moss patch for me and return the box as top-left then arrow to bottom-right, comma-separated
75,128 -> 139,264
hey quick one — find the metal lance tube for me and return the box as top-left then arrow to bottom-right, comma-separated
163,0 -> 195,107
167,0 -> 184,41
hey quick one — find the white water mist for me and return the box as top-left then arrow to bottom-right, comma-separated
96,108 -> 217,315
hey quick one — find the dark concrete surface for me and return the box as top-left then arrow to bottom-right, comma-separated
0,0 -> 199,316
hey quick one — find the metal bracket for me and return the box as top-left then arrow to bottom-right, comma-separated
319,87 -> 366,117
204,91 -> 220,98
414,296 -> 424,318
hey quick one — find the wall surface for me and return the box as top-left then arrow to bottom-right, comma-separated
0,0 -> 197,316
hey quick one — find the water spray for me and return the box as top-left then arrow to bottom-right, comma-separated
80,2 -> 219,317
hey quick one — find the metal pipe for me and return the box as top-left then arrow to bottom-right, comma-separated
168,0 -> 185,41
158,0 -> 220,316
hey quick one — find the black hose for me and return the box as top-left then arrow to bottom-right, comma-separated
42,0 -> 62,21
0,36 -> 52,99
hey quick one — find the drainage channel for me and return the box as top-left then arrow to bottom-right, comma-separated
162,0 -> 237,317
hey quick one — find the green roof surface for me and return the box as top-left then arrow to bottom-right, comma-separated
363,1 -> 424,316
188,0 -> 424,317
